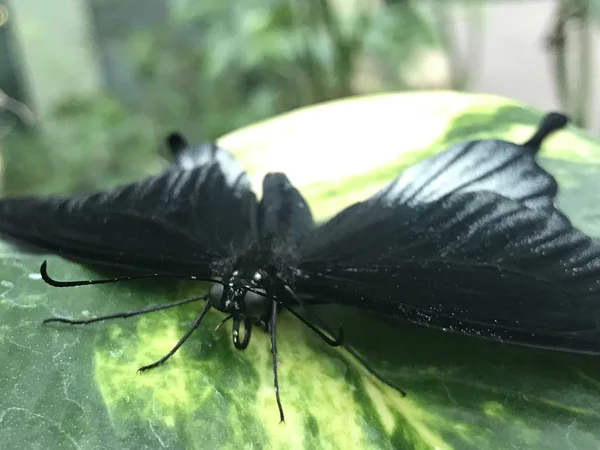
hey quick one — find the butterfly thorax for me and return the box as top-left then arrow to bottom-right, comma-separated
205,235 -> 299,349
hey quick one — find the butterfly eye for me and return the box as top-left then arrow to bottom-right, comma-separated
208,283 -> 225,311
244,288 -> 269,316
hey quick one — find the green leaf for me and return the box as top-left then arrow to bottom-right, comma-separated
2,92 -> 600,449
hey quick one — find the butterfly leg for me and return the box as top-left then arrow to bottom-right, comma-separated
214,314 -> 233,331
282,285 -> 343,346
269,300 -> 285,423
43,295 -> 208,325
342,344 -> 406,397
288,304 -> 406,397
284,306 -> 343,347
138,301 -> 212,373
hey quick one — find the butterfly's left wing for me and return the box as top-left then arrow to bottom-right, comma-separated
0,139 -> 258,276
294,190 -> 600,354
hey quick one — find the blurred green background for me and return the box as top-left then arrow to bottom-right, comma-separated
0,0 -> 598,196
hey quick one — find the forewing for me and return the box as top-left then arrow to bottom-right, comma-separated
0,143 -> 258,276
258,173 -> 314,248
295,191 -> 600,353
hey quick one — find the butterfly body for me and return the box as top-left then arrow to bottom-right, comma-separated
3,111 -> 600,421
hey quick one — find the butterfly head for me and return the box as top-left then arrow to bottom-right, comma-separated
208,269 -> 271,350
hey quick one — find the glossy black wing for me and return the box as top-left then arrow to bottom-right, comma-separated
0,138 -> 258,276
258,173 -> 314,248
373,112 -> 568,210
295,191 -> 600,354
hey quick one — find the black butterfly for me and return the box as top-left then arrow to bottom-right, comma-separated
1,111 -> 599,422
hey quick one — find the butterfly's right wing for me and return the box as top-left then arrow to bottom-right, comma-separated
0,140 -> 258,276
375,112 -> 568,210
294,189 -> 600,355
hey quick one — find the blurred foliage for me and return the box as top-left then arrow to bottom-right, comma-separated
2,95 -> 162,196
1,0 -> 447,196
546,0 -> 593,128
2,0 -> 597,195
129,0 -> 439,140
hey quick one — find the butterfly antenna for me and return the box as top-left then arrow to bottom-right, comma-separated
138,300 -> 212,373
523,112 -> 569,151
40,260 -> 224,288
279,285 -> 344,347
43,294 -> 208,326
